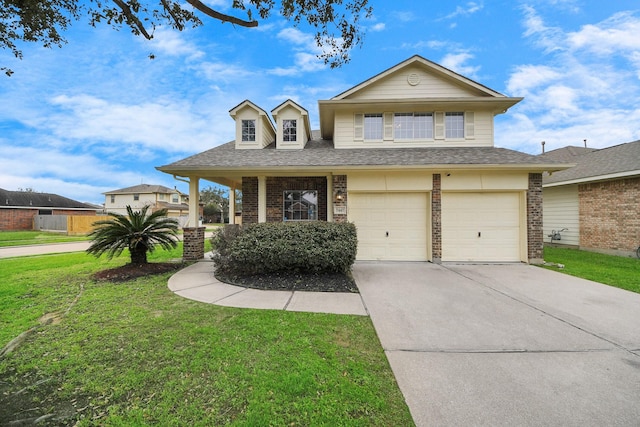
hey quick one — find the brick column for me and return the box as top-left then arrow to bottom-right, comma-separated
527,173 -> 544,264
332,175 -> 348,223
183,226 -> 205,261
432,174 -> 442,263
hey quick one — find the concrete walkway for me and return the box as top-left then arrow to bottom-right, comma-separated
168,260 -> 368,316
0,241 -> 91,258
353,262 -> 640,427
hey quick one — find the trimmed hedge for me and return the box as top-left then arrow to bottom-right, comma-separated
211,222 -> 358,275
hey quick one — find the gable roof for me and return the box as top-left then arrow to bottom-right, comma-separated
318,55 -> 522,139
157,135 -> 571,187
0,188 -> 96,210
543,140 -> 640,186
334,55 -> 506,99
104,184 -> 183,195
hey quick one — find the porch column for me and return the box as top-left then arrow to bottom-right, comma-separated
327,175 -> 334,222
228,186 -> 235,225
258,176 -> 267,223
183,177 -> 204,260
188,178 -> 200,227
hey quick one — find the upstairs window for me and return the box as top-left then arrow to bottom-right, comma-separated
110,195 -> 115,203
394,113 -> 433,139
364,114 -> 383,140
172,194 -> 179,203
242,119 -> 256,142
283,119 -> 297,142
133,194 -> 140,201
445,112 -> 464,139
283,190 -> 318,221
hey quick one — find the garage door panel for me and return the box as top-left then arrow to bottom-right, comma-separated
442,192 -> 521,262
350,192 -> 428,261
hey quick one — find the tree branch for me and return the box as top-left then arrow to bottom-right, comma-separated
160,0 -> 184,31
112,0 -> 153,39
185,0 -> 258,27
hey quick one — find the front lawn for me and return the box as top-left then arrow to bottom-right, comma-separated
0,247 -> 413,426
542,246 -> 640,294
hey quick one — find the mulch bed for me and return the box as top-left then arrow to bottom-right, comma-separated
93,262 -> 186,283
93,262 -> 359,293
216,270 -> 359,293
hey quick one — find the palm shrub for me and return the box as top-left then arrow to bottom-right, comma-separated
87,205 -> 179,265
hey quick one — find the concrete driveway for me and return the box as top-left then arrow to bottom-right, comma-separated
353,262 -> 640,426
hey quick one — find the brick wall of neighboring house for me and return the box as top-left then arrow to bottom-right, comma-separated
241,177 -> 259,224
579,176 -> 640,253
0,208 -> 37,230
431,174 -> 442,262
266,177 -> 327,222
527,173 -> 544,263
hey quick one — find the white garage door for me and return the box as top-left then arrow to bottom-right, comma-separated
442,192 -> 522,262
349,192 -> 428,261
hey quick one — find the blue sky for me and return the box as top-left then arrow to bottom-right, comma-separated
1,0 -> 639,204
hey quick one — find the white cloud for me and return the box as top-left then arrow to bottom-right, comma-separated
442,2 -> 484,20
44,94 -> 220,154
498,7 -> 640,153
149,27 -> 204,59
440,52 -> 481,79
392,11 -> 416,22
370,23 -> 386,32
267,28 -> 326,75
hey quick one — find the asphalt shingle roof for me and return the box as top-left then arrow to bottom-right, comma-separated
104,184 -> 181,195
0,188 -> 96,209
159,139 -> 566,171
542,140 -> 640,185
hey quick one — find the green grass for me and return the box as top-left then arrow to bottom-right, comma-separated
543,246 -> 640,293
0,231 -> 90,247
0,246 -> 413,426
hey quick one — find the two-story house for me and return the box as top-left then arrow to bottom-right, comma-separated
103,184 -> 192,225
158,55 -> 570,262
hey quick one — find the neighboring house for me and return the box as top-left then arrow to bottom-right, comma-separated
103,184 -> 193,224
540,140 -> 640,257
158,55 -> 570,262
0,188 -> 97,231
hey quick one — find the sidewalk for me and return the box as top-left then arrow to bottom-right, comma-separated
0,241 -> 91,259
168,260 -> 368,316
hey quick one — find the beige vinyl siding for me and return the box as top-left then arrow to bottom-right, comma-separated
345,65 -> 485,99
542,185 -> 579,246
334,110 -> 493,148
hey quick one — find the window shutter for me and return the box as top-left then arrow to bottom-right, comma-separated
354,113 -> 364,141
465,112 -> 475,139
434,112 -> 445,139
383,112 -> 394,141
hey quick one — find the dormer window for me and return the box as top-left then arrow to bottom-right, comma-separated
242,120 -> 256,142
283,119 -> 297,142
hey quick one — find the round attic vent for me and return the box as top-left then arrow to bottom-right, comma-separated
407,73 -> 421,86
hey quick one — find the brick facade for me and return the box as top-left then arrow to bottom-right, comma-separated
431,174 -> 442,262
527,173 -> 544,263
183,227 -> 205,260
241,176 -> 328,224
266,177 -> 327,222
579,177 -> 640,253
332,175 -> 348,223
241,177 -> 259,224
